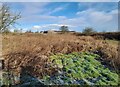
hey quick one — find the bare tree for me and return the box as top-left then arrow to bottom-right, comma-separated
0,3 -> 21,32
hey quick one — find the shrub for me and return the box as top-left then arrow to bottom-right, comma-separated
82,27 -> 96,35
59,26 -> 69,33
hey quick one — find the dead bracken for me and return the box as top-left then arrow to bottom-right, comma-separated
3,33 -> 119,80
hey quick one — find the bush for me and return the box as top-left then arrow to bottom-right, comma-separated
59,26 -> 69,33
82,27 -> 96,35
3,29 -> 11,34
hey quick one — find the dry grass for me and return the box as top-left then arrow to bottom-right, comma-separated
2,33 -> 119,78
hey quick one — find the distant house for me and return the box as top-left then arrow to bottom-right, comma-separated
54,30 -> 75,34
40,30 -> 76,34
40,30 -> 56,34
48,30 -> 57,34
68,31 -> 76,33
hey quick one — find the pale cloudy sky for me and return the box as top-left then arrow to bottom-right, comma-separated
1,0 -> 119,2
6,1 -> 119,32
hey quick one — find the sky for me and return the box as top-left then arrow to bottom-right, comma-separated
1,0 -> 120,2
7,2 -> 118,32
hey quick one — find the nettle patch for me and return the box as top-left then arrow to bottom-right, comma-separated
41,52 -> 118,85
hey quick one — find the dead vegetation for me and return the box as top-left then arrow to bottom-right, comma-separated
2,33 -> 119,78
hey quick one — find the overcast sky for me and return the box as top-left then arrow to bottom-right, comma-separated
7,2 -> 118,32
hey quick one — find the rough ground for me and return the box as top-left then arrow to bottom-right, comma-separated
2,33 -> 119,83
